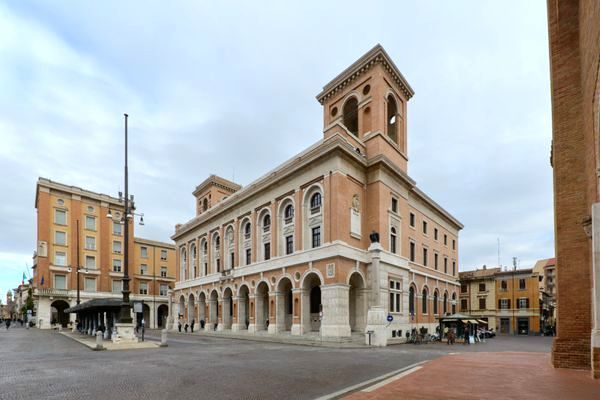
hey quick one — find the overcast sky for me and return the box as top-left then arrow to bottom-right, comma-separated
0,1 -> 553,299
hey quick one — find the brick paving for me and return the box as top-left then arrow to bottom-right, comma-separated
344,352 -> 600,400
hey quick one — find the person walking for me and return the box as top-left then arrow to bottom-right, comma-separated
184,322 -> 189,333
463,323 -> 470,345
5,319 -> 11,330
190,319 -> 195,333
177,319 -> 182,332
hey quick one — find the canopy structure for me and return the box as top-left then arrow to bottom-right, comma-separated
64,298 -> 126,314
65,298 -> 136,341
437,313 -> 481,342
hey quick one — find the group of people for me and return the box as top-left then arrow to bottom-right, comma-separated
443,323 -> 488,345
178,318 -> 203,333
1,317 -> 24,329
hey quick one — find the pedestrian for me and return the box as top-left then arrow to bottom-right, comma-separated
5,319 -> 11,329
200,319 -> 205,330
464,323 -> 470,345
191,319 -> 195,333
184,322 -> 189,333
443,326 -> 449,340
177,320 -> 182,332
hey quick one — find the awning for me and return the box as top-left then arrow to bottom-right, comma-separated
64,298 -> 129,313
469,319 -> 479,324
477,319 -> 488,324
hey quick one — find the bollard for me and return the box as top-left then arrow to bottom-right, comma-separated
160,329 -> 168,347
95,330 -> 105,351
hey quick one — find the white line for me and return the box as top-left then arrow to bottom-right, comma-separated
361,366 -> 422,392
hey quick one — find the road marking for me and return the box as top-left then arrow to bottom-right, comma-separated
361,366 -> 422,392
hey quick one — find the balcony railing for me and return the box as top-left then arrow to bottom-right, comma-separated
37,288 -> 70,297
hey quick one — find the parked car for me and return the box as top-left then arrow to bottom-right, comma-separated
479,328 -> 495,338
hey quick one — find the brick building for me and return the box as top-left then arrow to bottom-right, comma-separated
547,0 -> 600,377
33,178 -> 176,329
171,45 -> 463,345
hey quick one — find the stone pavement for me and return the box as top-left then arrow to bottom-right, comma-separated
60,331 -> 161,350
342,352 -> 600,400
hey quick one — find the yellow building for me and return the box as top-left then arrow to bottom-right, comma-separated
495,269 -> 541,335
458,266 -> 500,331
33,178 -> 176,329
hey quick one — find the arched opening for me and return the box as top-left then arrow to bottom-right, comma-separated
342,97 -> 359,137
225,226 -> 235,270
422,287 -> 428,315
387,94 -> 398,143
50,300 -> 70,327
188,293 -> 195,323
198,292 -> 206,327
277,278 -> 293,332
259,210 -> 272,261
157,304 -> 168,328
178,295 -> 185,321
209,290 -> 219,330
255,282 -> 270,331
279,199 -> 295,256
238,285 -> 250,330
302,272 -> 322,333
202,198 -> 208,212
212,234 -> 221,273
443,292 -> 448,315
408,286 -> 416,317
348,272 -> 366,332
451,293 -> 457,314
303,186 -> 324,250
240,218 -> 252,266
223,287 -> 233,329
433,290 -> 439,315
201,240 -> 208,276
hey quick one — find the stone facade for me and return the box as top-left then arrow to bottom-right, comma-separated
32,178 -> 176,330
547,0 -> 600,377
171,45 -> 463,344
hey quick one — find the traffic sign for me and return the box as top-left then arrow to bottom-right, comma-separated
387,315 -> 393,322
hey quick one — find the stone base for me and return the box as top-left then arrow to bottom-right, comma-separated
365,306 -> 388,347
552,337 -> 591,370
321,324 -> 351,338
216,323 -> 224,331
248,324 -> 257,333
291,324 -> 302,336
112,323 -> 138,344
268,324 -> 278,334
231,323 -> 242,332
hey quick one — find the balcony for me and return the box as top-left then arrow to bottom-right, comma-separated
36,288 -> 70,297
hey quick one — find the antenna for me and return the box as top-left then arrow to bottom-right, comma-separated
512,257 -> 517,270
497,238 -> 500,267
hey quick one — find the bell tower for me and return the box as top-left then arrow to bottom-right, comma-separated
316,44 -> 414,172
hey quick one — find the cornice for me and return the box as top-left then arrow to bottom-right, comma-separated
316,44 -> 415,105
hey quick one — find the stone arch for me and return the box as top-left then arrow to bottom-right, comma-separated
239,217 -> 252,266
209,289 -> 219,330
258,208 -> 272,261
276,276 -> 294,332
223,287 -> 233,329
408,284 -> 417,317
50,300 -> 70,327
238,284 -> 250,330
422,286 -> 429,315
188,293 -> 195,323
255,281 -> 270,331
386,93 -> 399,144
301,271 -> 322,333
348,272 -> 367,332
224,225 -> 235,270
299,268 -> 324,289
278,196 -> 296,256
342,94 -> 359,137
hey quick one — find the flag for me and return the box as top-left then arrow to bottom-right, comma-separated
22,272 -> 26,284
40,276 -> 45,286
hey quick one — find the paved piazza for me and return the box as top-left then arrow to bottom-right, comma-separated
0,326 -> 551,400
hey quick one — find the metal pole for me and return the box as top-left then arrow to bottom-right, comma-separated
119,113 -> 132,324
76,220 -> 80,305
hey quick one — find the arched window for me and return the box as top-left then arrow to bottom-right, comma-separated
409,286 -> 415,316
284,204 -> 294,224
451,293 -> 456,314
387,95 -> 398,143
201,240 -> 208,276
244,221 -> 251,239
263,214 -> 271,231
433,290 -> 439,315
180,248 -> 187,281
390,227 -> 397,254
443,292 -> 448,314
422,288 -> 428,314
190,244 -> 197,279
202,198 -> 208,212
213,234 -> 221,273
342,97 -> 359,137
310,192 -> 322,213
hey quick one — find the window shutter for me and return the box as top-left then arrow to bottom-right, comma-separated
516,299 -> 520,309
526,298 -> 529,309
507,299 -> 511,309
498,299 -> 501,309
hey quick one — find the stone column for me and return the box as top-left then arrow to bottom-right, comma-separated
207,300 -> 217,330
365,242 -> 388,346
320,284 -> 351,338
268,292 -> 280,334
103,312 -> 109,339
275,291 -> 286,333
291,288 -> 304,335
591,203 -> 600,378
167,290 -> 174,330
216,301 -> 224,331
247,295 -> 258,333
231,296 -> 242,331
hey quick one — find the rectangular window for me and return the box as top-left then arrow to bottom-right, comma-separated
391,198 -> 398,213
113,241 -> 122,254
113,259 -> 122,272
500,299 -> 510,310
434,228 -> 438,241
444,257 -> 448,274
312,226 -> 321,248
479,298 -> 486,310
423,247 -> 428,266
85,215 -> 96,231
140,264 -> 148,275
55,209 -> 67,225
409,242 -> 415,262
113,221 -> 122,235
479,283 -> 486,292
84,277 -> 96,292
160,267 -> 167,277
434,253 -> 439,270
55,231 -> 67,246
159,284 -> 168,296
452,261 -> 456,276
518,298 -> 528,309
444,234 -> 448,245
246,248 -> 251,265
519,279 -> 526,290
422,221 -> 427,235
85,236 -> 96,250
409,212 -> 415,227
286,235 -> 293,255
85,255 -> 96,269
112,280 -> 122,293
216,258 -> 221,272
389,280 -> 401,313
230,252 -> 235,268
461,299 -> 468,311
461,284 -> 468,293
390,232 -> 397,254
141,246 -> 148,258
160,249 -> 167,261
452,239 -> 456,250
54,274 -> 66,289
264,243 -> 271,261
139,282 -> 148,295
55,251 -> 67,266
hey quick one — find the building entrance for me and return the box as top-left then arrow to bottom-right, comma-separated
517,318 -> 529,335
500,318 -> 510,334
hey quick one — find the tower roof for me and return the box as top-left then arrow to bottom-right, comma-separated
316,44 -> 415,104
